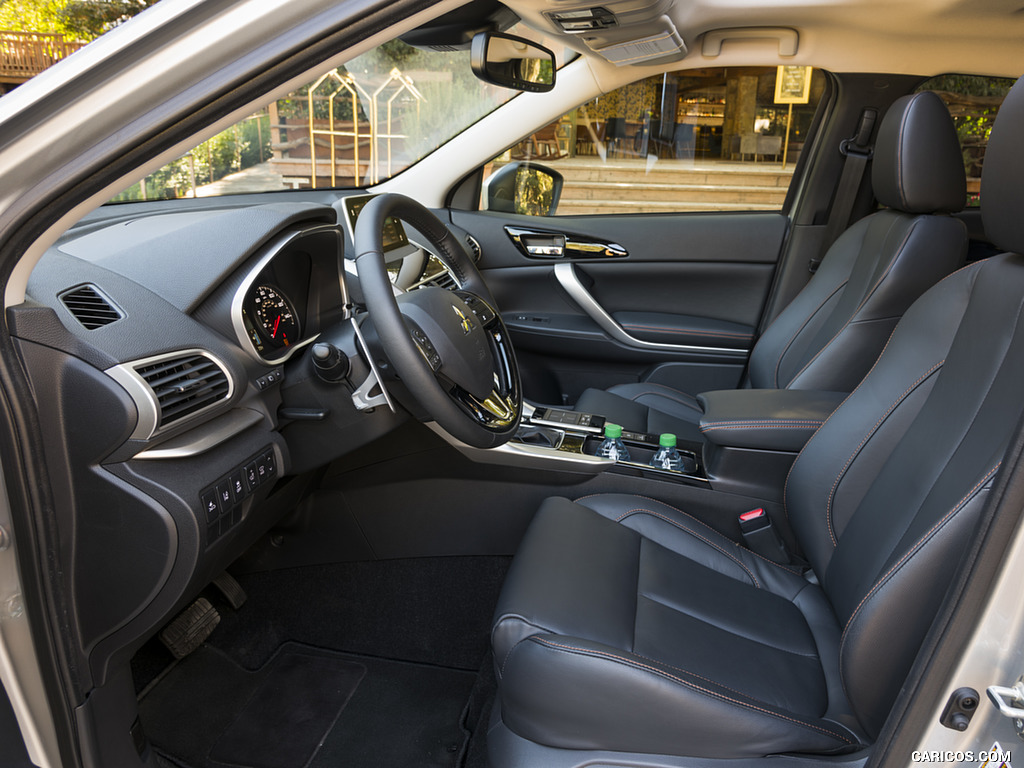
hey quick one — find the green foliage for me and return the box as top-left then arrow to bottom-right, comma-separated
110,114 -> 270,202
923,75 -> 1013,99
515,167 -> 555,216
0,0 -> 157,40
0,0 -> 75,36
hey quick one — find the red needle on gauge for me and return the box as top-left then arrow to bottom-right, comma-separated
272,315 -> 281,338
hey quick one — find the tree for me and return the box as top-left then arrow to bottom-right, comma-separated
0,0 -> 158,41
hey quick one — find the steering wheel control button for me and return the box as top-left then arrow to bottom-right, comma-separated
458,293 -> 495,325
411,326 -> 443,371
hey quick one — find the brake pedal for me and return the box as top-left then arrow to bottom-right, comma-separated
212,571 -> 247,610
159,598 -> 219,659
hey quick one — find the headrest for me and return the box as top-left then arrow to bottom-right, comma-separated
982,76 -> 1024,254
872,91 -> 966,214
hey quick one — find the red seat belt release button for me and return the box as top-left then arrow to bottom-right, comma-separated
739,508 -> 765,524
737,508 -> 791,565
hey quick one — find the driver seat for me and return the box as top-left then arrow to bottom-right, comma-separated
573,90 -> 967,440
489,77 -> 1024,764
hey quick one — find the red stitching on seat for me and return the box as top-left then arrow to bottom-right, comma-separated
700,422 -> 823,433
838,464 -> 1000,698
770,280 -> 849,388
531,637 -> 856,745
786,217 -> 912,389
825,360 -> 944,546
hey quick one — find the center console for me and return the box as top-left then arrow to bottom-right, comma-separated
509,405 -> 707,485
497,389 -> 848,500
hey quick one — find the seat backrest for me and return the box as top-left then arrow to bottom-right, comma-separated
785,77 -> 1024,739
748,91 -> 967,392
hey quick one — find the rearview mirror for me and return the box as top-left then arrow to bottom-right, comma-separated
471,32 -> 555,93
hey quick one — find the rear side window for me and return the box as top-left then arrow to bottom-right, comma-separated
480,66 -> 827,216
916,75 -> 1015,208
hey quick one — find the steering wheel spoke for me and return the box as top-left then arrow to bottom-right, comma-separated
354,194 -> 522,448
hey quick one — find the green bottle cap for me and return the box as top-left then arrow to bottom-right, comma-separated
604,423 -> 623,439
659,433 -> 677,447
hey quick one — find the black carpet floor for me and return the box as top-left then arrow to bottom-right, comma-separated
141,643 -> 476,768
135,557 -> 507,768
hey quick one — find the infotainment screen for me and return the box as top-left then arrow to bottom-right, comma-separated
342,194 -> 410,253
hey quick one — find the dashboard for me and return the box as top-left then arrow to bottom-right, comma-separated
9,199 -> 414,693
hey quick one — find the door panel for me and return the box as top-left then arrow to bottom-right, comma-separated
450,209 -> 788,405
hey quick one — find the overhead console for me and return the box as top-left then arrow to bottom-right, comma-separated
527,0 -> 688,65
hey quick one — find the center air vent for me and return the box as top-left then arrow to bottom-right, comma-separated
106,350 -> 233,440
410,255 -> 460,291
59,284 -> 123,329
465,235 -> 482,262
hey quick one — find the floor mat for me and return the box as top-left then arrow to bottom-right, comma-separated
141,642 -> 476,768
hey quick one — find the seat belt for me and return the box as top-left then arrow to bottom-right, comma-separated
810,108 -> 878,273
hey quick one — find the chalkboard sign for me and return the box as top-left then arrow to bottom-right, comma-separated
774,66 -> 813,104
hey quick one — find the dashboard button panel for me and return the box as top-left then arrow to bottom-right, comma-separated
201,445 -> 277,545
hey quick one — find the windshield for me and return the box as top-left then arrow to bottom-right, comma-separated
108,24 -> 565,202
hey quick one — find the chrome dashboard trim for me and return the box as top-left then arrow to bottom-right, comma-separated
105,348 -> 235,441
230,224 -> 346,366
134,408 -> 263,459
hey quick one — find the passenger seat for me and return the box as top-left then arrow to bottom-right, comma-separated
574,90 -> 968,439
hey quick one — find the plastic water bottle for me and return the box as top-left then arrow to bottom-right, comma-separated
650,433 -> 685,471
597,423 -> 631,462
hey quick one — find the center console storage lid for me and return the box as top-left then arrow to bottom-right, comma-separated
697,389 -> 847,451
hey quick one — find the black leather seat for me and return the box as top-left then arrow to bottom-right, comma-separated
490,79 -> 1024,764
574,90 -> 967,440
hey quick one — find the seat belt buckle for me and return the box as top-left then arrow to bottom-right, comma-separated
738,508 -> 792,565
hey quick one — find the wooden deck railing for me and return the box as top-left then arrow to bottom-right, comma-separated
0,30 -> 85,83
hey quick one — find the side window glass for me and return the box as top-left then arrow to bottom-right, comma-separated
916,75 -> 1015,208
480,66 -> 826,216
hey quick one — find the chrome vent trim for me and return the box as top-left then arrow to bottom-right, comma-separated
465,234 -> 482,262
59,284 -> 123,329
106,350 -> 234,440
409,255 -> 460,291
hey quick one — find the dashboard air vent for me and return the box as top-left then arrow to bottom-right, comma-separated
410,255 -> 459,292
60,284 -> 122,329
136,353 -> 230,429
465,235 -> 482,262
428,266 -> 459,291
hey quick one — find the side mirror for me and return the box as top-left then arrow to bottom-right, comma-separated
470,32 -> 555,93
484,162 -> 564,216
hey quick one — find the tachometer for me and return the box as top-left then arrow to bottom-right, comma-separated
251,284 -> 300,349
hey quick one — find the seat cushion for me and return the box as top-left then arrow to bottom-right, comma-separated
574,382 -> 705,441
492,494 -> 866,758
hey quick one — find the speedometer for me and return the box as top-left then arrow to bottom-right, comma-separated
252,284 -> 300,349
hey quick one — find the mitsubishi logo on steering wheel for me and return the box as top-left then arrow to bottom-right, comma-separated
452,304 -> 475,335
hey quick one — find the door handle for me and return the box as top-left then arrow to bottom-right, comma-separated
504,226 -> 627,259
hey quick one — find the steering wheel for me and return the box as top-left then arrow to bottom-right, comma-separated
353,193 -> 521,448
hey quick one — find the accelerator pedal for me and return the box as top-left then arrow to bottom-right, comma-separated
159,598 -> 219,659
212,571 -> 247,610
